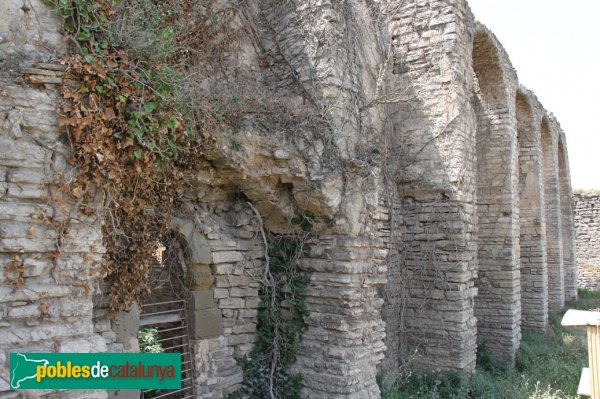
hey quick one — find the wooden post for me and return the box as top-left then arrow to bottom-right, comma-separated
562,309 -> 600,398
589,325 -> 600,399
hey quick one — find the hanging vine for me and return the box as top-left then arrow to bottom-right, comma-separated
42,0 -> 234,312
232,210 -> 314,399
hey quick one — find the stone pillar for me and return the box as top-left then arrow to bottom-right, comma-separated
474,104 -> 521,365
381,0 -> 479,376
542,120 -> 564,311
558,139 -> 577,301
395,193 -> 478,373
517,90 -> 548,333
472,26 -> 521,366
295,235 -> 387,398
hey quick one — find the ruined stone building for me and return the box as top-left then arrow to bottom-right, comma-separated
0,0 -> 578,398
575,191 -> 600,291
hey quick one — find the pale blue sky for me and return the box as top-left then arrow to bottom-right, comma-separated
467,0 -> 600,189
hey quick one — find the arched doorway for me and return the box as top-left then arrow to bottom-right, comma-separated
140,232 -> 196,399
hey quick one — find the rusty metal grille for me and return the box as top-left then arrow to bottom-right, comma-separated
140,299 -> 195,399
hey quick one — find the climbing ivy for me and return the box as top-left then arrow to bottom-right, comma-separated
233,212 -> 314,399
41,0 -> 221,312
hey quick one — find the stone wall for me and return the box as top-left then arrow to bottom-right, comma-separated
0,1 -> 108,398
0,0 -> 581,398
575,192 -> 600,291
381,0 -> 479,376
92,204 -> 264,398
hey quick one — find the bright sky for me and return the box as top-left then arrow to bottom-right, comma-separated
467,0 -> 600,190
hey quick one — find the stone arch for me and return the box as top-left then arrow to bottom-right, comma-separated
92,220 -> 223,399
558,135 -> 577,301
472,25 -> 521,366
473,29 -> 507,109
169,217 -> 223,340
541,117 -> 564,311
516,89 -> 548,332
140,225 -> 222,399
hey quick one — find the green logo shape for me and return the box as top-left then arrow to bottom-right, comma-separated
10,353 -> 181,390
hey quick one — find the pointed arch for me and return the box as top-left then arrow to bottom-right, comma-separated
473,30 -> 507,109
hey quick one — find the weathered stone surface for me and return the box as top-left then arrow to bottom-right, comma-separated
188,290 -> 215,310
0,0 -> 580,398
112,303 -> 140,352
575,192 -> 600,291
212,251 -> 243,264
191,264 -> 215,290
189,309 -> 224,339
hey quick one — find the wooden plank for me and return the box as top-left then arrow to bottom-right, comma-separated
579,368 -> 591,396
561,309 -> 600,327
589,325 -> 600,399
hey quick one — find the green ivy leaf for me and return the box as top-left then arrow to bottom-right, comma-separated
133,149 -> 143,159
167,116 -> 178,129
133,128 -> 144,142
76,28 -> 92,41
143,101 -> 157,113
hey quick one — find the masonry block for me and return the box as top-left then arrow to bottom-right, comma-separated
191,264 -> 215,290
191,231 -> 212,264
112,302 -> 140,351
189,308 -> 223,339
212,251 -> 243,264
188,290 -> 215,310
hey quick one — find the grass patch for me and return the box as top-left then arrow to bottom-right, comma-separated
381,289 -> 600,399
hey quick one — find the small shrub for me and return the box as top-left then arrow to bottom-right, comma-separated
138,327 -> 164,353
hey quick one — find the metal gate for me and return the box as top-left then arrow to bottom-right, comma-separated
140,299 -> 196,399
